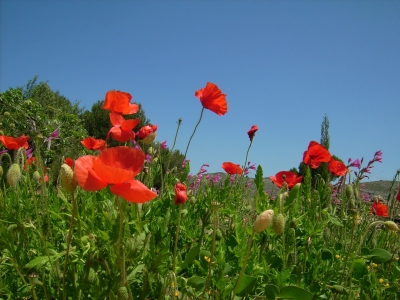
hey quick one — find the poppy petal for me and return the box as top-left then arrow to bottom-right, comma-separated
121,119 -> 140,131
93,147 -> 145,184
110,180 -> 157,203
195,82 -> 228,116
222,162 -> 243,175
74,156 -> 108,191
109,113 -> 125,127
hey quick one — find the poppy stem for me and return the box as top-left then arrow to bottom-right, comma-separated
172,204 -> 183,300
62,192 -> 77,300
232,231 -> 255,300
243,140 -> 253,170
184,107 -> 204,159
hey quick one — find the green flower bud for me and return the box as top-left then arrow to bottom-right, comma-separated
117,286 -> 129,300
32,171 -> 41,182
60,164 -> 76,193
273,213 -> 285,235
7,164 -> 21,187
88,268 -> 96,283
3,112 -> 10,117
384,221 -> 400,232
254,209 -> 274,233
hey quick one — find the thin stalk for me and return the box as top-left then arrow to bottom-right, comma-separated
63,192 -> 77,300
203,207 -> 219,296
172,205 -> 183,300
116,197 -> 127,286
184,107 -> 204,159
243,140 -> 253,170
163,118 -> 182,191
232,231 -> 255,300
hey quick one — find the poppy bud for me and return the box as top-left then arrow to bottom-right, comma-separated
174,182 -> 188,205
60,164 -> 76,193
345,185 -> 355,208
273,213 -> 285,235
384,221 -> 400,232
32,170 -> 41,182
7,163 -> 21,187
147,147 -> 154,154
141,132 -> 157,144
4,111 -> 10,117
117,286 -> 129,300
88,268 -> 96,283
254,209 -> 274,233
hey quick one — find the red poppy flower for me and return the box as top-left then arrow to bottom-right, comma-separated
328,158 -> 347,177
102,91 -> 139,115
195,82 -> 228,116
74,146 -> 157,203
0,134 -> 29,150
222,162 -> 243,175
370,201 -> 388,217
270,171 -> 303,189
81,137 -> 107,150
174,182 -> 188,205
396,188 -> 400,202
65,157 -> 74,168
302,141 -> 331,169
247,125 -> 258,142
137,125 -> 158,144
107,113 -> 140,143
24,157 -> 36,170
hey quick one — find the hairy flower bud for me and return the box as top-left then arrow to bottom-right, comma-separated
384,221 -> 400,232
147,147 -> 154,154
60,164 -> 76,193
273,213 -> 285,235
88,268 -> 96,283
4,111 -> 10,117
345,184 -> 355,208
32,170 -> 41,182
117,286 -> 129,300
254,209 -> 274,233
7,163 -> 21,187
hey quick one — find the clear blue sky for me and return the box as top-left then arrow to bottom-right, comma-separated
1,0 -> 399,181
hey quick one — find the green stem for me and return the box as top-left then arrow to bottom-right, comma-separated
163,118 -> 182,192
184,107 -> 204,159
203,208 -> 218,296
243,140 -> 253,170
232,231 -> 255,299
172,205 -> 183,300
63,192 -> 77,300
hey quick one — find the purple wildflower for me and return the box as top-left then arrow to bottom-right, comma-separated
160,140 -> 168,149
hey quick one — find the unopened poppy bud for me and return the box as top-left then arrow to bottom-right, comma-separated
384,221 -> 400,232
60,164 -> 76,193
345,185 -> 355,208
273,213 -> 285,235
147,147 -> 154,154
153,157 -> 158,163
9,123 -> 15,128
88,268 -> 96,283
4,111 -> 10,117
117,286 -> 129,300
32,170 -> 41,182
174,182 -> 188,205
254,209 -> 274,233
7,163 -> 21,187
141,132 -> 157,144
0,130 -> 3,135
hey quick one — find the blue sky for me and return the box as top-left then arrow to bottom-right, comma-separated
1,0 -> 399,181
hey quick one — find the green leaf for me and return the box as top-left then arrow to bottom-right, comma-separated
278,286 -> 313,300
265,284 -> 279,300
321,249 -> 333,260
127,264 -> 145,283
368,248 -> 392,264
187,276 -> 206,291
235,274 -> 257,297
352,260 -> 367,280
25,256 -> 50,269
285,183 -> 301,207
180,243 -> 201,271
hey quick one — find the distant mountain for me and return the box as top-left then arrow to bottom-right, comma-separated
209,173 -> 397,201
